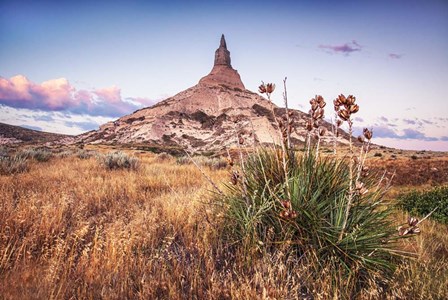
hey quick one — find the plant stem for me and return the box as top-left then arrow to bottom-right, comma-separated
339,119 -> 353,241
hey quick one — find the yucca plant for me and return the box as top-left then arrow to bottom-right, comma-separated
221,150 -> 399,275
216,83 -> 406,294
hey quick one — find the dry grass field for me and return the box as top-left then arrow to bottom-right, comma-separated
0,146 -> 447,299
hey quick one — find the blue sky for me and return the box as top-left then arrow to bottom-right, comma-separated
1,0 -> 447,150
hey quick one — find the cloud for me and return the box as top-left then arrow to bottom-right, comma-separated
64,120 -> 99,131
0,75 -> 156,117
319,40 -> 362,55
379,116 -> 388,122
402,129 -> 438,141
389,53 -> 403,59
34,115 -> 55,122
371,125 -> 400,139
403,118 -> 416,125
371,125 -> 439,141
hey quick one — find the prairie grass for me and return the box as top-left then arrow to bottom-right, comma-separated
0,150 -> 446,299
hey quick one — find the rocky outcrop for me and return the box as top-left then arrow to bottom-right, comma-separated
78,35 -> 346,151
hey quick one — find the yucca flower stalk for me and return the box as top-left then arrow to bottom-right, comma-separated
333,94 -> 360,241
259,81 -> 292,200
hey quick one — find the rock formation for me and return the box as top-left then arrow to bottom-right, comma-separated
78,35 -> 346,151
199,34 -> 245,90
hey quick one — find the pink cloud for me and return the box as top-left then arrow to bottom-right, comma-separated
319,40 -> 362,55
0,75 -> 155,117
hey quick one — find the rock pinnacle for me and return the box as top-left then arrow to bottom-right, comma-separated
199,34 -> 245,90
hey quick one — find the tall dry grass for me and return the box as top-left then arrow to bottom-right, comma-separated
0,150 -> 447,299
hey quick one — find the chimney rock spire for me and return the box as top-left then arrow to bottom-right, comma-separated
214,34 -> 231,67
199,34 -> 245,90
220,34 -> 227,48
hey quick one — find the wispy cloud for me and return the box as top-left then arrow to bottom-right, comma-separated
389,53 -> 403,59
403,118 -> 417,125
402,128 -> 438,141
319,40 -> 362,55
371,125 -> 439,141
0,75 -> 156,117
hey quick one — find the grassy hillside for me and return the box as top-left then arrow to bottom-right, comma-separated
0,122 -> 71,144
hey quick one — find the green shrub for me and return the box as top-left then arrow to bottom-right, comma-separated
0,155 -> 29,175
218,149 -> 400,287
99,151 -> 140,170
398,185 -> 448,224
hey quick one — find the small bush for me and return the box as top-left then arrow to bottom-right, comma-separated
77,150 -> 95,159
374,152 -> 382,157
398,185 -> 448,224
0,155 -> 29,175
411,155 -> 418,160
99,151 -> 140,170
0,147 -> 9,158
17,148 -> 53,162
56,150 -> 74,158
176,155 -> 227,170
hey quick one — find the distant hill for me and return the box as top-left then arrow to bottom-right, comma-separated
0,122 -> 71,145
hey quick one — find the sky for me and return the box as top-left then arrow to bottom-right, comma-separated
1,0 -> 447,151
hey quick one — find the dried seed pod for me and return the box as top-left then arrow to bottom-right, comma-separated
358,135 -> 365,143
281,200 -> 291,209
363,128 -> 373,140
311,102 -> 319,111
410,227 -> 421,234
258,84 -> 266,94
355,181 -> 364,190
230,171 -> 240,185
346,95 -> 356,106
338,94 -> 347,105
306,120 -> 313,131
318,127 -> 326,136
408,217 -> 419,227
333,99 -> 341,107
361,166 -> 369,177
266,83 -> 275,94
349,104 -> 359,114
398,226 -> 409,236
336,119 -> 343,127
338,109 -> 350,121
280,210 -> 290,218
